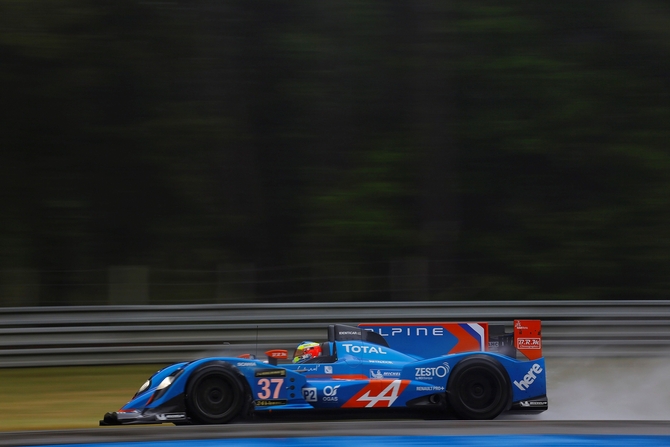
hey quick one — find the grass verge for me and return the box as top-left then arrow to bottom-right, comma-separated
0,364 -> 166,432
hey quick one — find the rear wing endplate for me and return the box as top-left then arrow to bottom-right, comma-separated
513,319 -> 543,360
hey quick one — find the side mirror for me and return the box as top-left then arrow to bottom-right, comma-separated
265,349 -> 288,366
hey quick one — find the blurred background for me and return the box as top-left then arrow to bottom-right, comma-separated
2,0 -> 669,306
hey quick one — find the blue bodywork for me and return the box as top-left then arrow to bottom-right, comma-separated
100,324 -> 547,425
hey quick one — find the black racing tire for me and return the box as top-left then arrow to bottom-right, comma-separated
446,355 -> 511,420
185,362 -> 246,424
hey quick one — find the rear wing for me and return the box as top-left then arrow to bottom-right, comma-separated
358,320 -> 542,360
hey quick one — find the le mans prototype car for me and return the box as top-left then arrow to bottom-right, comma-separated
100,320 -> 547,425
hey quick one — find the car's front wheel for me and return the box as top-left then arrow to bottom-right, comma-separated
446,355 -> 511,420
185,362 -> 246,424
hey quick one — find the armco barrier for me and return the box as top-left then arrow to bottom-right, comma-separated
1,301 -> 670,367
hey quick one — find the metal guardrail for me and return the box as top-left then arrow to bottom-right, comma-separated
2,301 -> 670,367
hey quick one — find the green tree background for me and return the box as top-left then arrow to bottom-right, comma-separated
1,0 -> 669,304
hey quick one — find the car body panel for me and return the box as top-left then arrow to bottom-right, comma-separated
101,321 -> 548,425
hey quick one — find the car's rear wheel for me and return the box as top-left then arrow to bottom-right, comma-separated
446,356 -> 511,420
185,362 -> 246,424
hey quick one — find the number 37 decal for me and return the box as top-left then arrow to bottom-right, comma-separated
256,378 -> 284,399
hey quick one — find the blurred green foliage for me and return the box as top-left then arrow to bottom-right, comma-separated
1,0 -> 669,304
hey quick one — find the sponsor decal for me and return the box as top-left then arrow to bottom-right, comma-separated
414,362 -> 450,379
344,379 -> 410,408
342,343 -> 387,354
324,366 -> 333,374
416,386 -> 445,391
517,337 -> 541,350
266,350 -> 288,359
303,387 -> 317,402
302,385 -> 343,402
368,360 -> 393,364
372,327 -> 444,337
338,330 -> 361,336
322,385 -> 340,402
296,365 -> 321,372
515,321 -> 528,330
156,413 -> 186,421
519,400 -> 548,407
514,363 -> 543,391
374,327 -> 445,337
370,369 -> 401,379
255,399 -> 288,406
236,362 -> 257,367
255,369 -> 286,377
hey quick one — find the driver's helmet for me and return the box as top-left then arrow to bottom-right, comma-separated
293,341 -> 322,363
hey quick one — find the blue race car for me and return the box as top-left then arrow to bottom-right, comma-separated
100,320 -> 547,425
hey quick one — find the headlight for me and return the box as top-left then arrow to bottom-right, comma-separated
133,379 -> 152,398
138,379 -> 151,394
156,376 -> 174,390
145,370 -> 182,405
